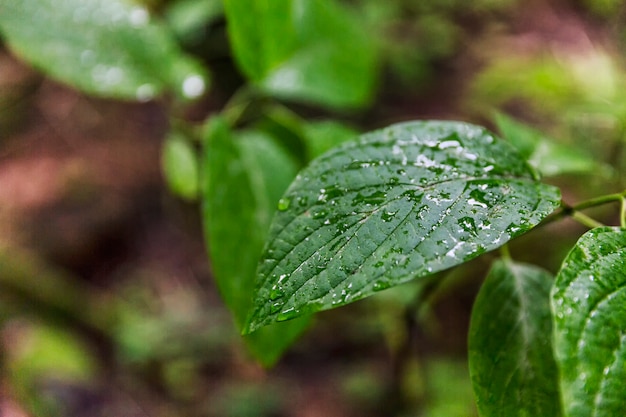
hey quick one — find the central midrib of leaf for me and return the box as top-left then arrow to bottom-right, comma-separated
268,174 -> 532,285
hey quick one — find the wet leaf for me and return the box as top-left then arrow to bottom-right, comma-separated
0,0 -> 208,100
202,117 -> 310,366
495,113 -> 602,177
244,121 -> 560,333
551,227 -> 626,417
162,131 -> 199,201
223,0 -> 377,109
469,260 -> 561,417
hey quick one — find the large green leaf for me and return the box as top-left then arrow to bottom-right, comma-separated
202,117 -> 310,366
223,0 -> 377,109
551,227 -> 626,416
244,121 -> 561,333
0,0 -> 207,100
494,113 -> 603,177
469,260 -> 561,417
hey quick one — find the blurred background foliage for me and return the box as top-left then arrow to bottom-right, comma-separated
1,0 -> 626,416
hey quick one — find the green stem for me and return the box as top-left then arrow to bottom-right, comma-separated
221,86 -> 258,126
571,191 -> 626,211
621,197 -> 626,228
571,211 -> 606,229
499,244 -> 512,261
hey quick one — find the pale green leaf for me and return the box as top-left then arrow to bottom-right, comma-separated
0,0 -> 208,100
223,0 -> 377,109
244,121 -> 560,333
202,117 -> 310,366
162,132 -> 199,201
551,227 -> 626,417
469,260 -> 561,417
495,113 -> 602,177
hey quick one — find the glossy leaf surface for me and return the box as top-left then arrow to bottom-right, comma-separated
0,0 -> 207,100
552,227 -> 626,416
202,118 -> 310,366
245,121 -> 560,333
495,113 -> 601,177
223,0 -> 377,108
469,260 -> 561,417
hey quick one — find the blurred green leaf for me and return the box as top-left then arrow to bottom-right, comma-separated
162,131 -> 200,200
552,227 -> 626,417
469,259 -> 561,417
495,113 -> 604,177
303,120 -> 359,160
7,322 -> 97,383
244,121 -> 560,333
165,0 -> 223,44
223,0 -> 378,109
0,0 -> 208,100
202,117 -> 310,366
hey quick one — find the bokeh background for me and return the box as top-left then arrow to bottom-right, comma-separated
1,0 -> 626,416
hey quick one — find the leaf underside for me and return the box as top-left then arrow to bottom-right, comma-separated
552,227 -> 626,417
245,121 -> 560,333
469,260 -> 562,417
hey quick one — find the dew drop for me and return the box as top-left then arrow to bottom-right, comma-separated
381,211 -> 397,222
373,280 -> 391,291
182,74 -> 205,98
277,197 -> 291,211
136,83 -> 156,102
129,7 -> 149,27
277,307 -> 300,321
269,285 -> 284,300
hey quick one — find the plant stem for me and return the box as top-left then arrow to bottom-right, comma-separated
499,244 -> 512,260
570,191 -> 626,211
571,211 -> 606,229
538,191 -> 626,229
221,86 -> 258,126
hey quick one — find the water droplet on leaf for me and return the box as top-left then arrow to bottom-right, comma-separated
277,198 -> 291,211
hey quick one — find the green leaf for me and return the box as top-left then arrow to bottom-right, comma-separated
469,260 -> 562,417
303,120 -> 359,160
162,131 -> 199,201
223,0 -> 378,109
244,121 -> 560,333
494,113 -> 602,177
551,227 -> 626,417
202,117 -> 310,366
165,0 -> 223,44
0,0 -> 208,101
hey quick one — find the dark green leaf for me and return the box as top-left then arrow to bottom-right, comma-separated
162,132 -> 199,201
245,121 -> 560,333
469,260 -> 561,417
495,113 -> 602,177
202,117 -> 310,366
0,0 -> 208,100
551,227 -> 626,417
223,0 -> 377,109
